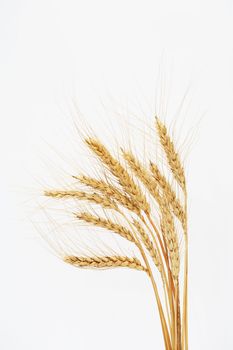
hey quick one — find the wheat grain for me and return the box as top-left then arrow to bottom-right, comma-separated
64,255 -> 147,271
75,212 -> 136,242
156,118 -> 186,191
85,138 -> 150,213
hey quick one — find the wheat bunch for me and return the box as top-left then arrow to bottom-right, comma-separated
43,117 -> 189,350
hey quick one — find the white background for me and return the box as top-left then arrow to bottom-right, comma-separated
0,0 -> 233,349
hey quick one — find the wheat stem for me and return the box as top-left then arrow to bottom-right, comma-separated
182,188 -> 188,350
119,210 -> 171,350
176,281 -> 182,350
145,213 -> 176,346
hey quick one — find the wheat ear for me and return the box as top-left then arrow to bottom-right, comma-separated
44,190 -> 117,210
150,162 -> 186,230
122,149 -> 161,203
75,212 -> 136,243
158,195 -> 180,280
64,255 -> 147,271
133,219 -> 161,270
155,118 -> 185,191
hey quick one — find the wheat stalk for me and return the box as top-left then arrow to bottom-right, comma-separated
42,116 -> 189,350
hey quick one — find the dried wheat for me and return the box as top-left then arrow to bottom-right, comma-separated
133,219 -> 161,270
76,175 -> 139,214
160,199 -> 180,279
44,190 -> 117,210
43,116 -> 190,350
156,118 -> 185,191
64,255 -> 147,271
150,162 -> 186,230
85,138 -> 150,213
122,150 -> 162,205
75,212 -> 136,242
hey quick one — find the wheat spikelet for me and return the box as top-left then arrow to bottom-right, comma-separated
122,149 -> 162,205
85,138 -> 150,213
75,212 -> 136,242
76,175 -> 139,214
150,162 -> 186,230
64,255 -> 147,271
44,190 -> 117,210
133,219 -> 161,271
156,118 -> 186,191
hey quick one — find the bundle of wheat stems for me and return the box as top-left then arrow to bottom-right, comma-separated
44,117 -> 188,350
